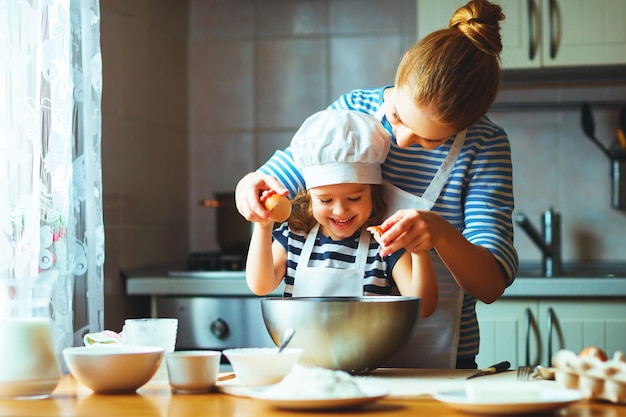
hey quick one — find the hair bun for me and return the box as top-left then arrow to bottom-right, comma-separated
450,0 -> 504,56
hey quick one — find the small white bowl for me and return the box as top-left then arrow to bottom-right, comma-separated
63,346 -> 164,394
223,347 -> 303,386
165,350 -> 221,393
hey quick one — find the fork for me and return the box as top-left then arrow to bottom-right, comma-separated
516,366 -> 535,381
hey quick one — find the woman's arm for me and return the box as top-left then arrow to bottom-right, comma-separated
380,209 -> 506,303
392,251 -> 439,317
245,222 -> 287,295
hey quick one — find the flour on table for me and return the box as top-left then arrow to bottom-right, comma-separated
259,365 -> 365,399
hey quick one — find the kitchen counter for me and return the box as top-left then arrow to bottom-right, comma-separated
2,372 -> 625,417
503,277 -> 626,297
124,267 -> 626,299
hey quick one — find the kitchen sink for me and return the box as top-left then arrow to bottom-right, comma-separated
516,262 -> 626,278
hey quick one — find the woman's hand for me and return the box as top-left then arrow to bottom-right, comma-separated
235,172 -> 289,223
378,209 -> 506,303
377,209 -> 445,257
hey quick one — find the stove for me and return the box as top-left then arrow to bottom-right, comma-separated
185,251 -> 246,272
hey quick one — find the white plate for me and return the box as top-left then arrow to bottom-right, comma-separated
249,383 -> 388,410
433,388 -> 583,415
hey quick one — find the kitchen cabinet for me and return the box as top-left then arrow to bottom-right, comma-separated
475,298 -> 626,369
417,0 -> 626,69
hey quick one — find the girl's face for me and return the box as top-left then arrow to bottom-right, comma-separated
308,183 -> 373,240
385,86 -> 457,149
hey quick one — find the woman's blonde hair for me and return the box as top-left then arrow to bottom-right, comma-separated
287,185 -> 388,234
396,0 -> 505,131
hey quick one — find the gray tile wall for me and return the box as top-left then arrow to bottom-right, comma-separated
101,0 -> 190,330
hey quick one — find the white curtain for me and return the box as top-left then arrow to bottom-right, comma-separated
0,0 -> 104,367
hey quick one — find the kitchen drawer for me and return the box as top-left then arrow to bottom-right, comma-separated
476,298 -> 626,369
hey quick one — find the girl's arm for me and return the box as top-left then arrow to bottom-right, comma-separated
245,222 -> 287,295
392,251 -> 439,317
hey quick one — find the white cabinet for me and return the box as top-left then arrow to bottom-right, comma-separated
475,298 -> 626,369
417,0 -> 626,69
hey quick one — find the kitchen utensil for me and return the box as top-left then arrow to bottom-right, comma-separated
261,296 -> 421,374
218,372 -> 236,382
516,365 -> 535,381
581,102 -> 612,159
466,360 -> 511,379
618,105 -> 626,150
277,328 -> 295,353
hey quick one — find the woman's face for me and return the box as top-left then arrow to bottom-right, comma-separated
308,183 -> 373,240
385,86 -> 457,149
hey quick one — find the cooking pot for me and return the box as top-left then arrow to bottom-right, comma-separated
200,192 -> 251,256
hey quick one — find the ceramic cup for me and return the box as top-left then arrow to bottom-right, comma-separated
165,350 -> 221,393
123,318 -> 178,385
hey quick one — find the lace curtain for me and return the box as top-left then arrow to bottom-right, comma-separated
0,0 -> 104,366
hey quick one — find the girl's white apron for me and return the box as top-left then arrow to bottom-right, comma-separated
292,224 -> 371,297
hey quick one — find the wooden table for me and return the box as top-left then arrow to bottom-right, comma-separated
1,373 -> 626,417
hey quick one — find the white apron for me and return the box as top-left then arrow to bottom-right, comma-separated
376,105 -> 467,369
292,224 -> 371,297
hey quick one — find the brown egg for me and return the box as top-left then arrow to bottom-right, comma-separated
580,346 -> 608,361
264,194 -> 291,222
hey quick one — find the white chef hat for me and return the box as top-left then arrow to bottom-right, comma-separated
291,110 -> 391,189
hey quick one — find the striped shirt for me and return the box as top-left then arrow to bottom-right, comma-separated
259,87 -> 519,361
273,223 -> 404,297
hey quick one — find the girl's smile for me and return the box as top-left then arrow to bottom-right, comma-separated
309,183 -> 373,240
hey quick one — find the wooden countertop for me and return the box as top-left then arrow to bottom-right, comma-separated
2,372 -> 626,417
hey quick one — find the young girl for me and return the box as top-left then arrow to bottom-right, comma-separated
245,110 -> 438,318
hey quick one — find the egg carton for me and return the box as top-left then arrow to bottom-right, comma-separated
552,349 -> 626,404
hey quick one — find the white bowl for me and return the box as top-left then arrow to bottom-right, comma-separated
63,346 -> 164,394
223,347 -> 303,386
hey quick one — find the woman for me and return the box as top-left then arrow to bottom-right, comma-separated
235,0 -> 518,369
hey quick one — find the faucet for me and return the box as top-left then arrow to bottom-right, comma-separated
514,208 -> 562,277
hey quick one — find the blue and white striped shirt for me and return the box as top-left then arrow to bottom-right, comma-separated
259,87 -> 518,360
273,223 -> 404,297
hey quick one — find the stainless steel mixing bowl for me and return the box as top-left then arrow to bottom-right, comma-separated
260,296 -> 421,374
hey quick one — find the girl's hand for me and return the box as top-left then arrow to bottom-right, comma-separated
235,172 -> 289,223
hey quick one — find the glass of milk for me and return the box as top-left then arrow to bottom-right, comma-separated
0,271 -> 61,399
123,318 -> 178,385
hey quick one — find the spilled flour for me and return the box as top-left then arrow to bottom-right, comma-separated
260,365 -> 365,399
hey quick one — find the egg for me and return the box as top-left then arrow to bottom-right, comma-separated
264,194 -> 291,222
580,346 -> 608,361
